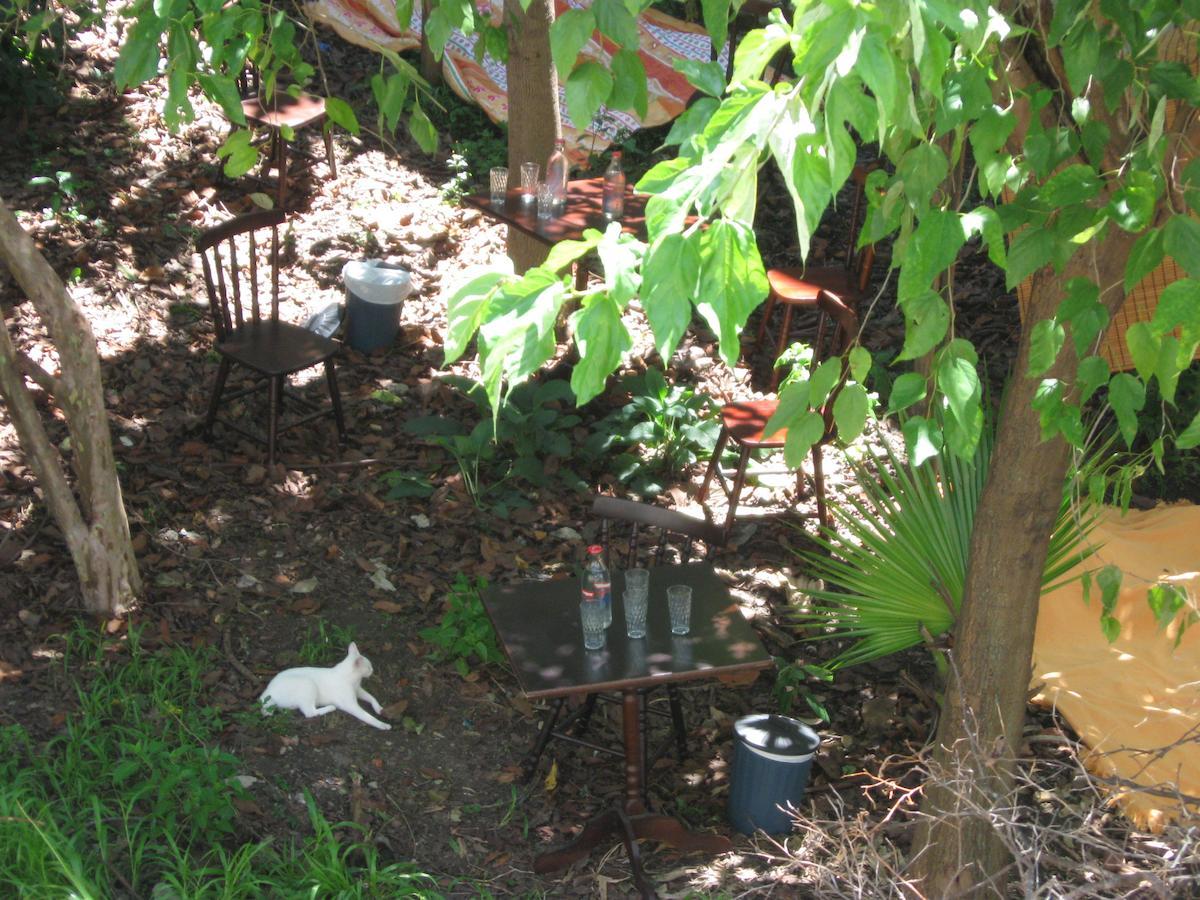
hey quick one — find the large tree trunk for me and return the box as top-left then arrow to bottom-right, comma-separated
503,0 -> 559,274
911,233 -> 1138,895
0,197 -> 141,615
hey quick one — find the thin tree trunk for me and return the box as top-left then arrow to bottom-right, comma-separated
911,232 -> 1137,895
504,0 -> 559,274
0,196 -> 140,615
419,0 -> 442,85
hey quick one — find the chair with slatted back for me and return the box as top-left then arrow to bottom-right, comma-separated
520,496 -> 726,790
702,291 -> 858,533
197,209 -> 346,467
235,65 -> 337,208
755,163 -> 877,388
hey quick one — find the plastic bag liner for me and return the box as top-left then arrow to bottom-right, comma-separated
304,302 -> 345,339
342,260 -> 413,352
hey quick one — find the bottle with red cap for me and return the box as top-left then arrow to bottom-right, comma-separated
581,544 -> 612,629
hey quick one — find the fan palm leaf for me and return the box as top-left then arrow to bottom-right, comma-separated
793,421 -> 1101,671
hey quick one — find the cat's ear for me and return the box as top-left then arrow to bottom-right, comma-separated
347,642 -> 360,657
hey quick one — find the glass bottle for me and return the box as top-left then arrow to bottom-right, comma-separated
546,138 -> 569,212
581,544 -> 612,629
603,151 -> 625,221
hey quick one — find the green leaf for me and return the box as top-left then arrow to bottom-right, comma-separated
783,412 -> 826,468
938,355 -> 981,431
897,291 -> 950,362
196,72 -> 245,125
1107,372 -> 1146,447
570,295 -> 632,405
1124,322 -> 1159,383
1075,355 -> 1109,404
701,0 -> 732,56
642,232 -> 701,359
609,50 -> 648,118
407,97 -> 437,153
324,96 -> 360,136
901,415 -> 943,466
888,372 -> 927,413
808,358 -> 843,409
1176,408 -> 1200,450
443,267 -> 510,363
543,233 -> 601,274
596,228 -> 642,307
1005,228 -> 1056,289
731,21 -> 790,86
665,97 -> 718,148
1027,319 -> 1065,376
896,143 -> 948,212
1151,279 -> 1200,343
695,220 -> 768,366
1039,163 -> 1101,208
216,130 -> 258,178
1164,215 -> 1200,278
564,61 -> 613,129
1057,278 -> 1108,357
549,8 -> 595,81
115,17 -> 165,90
848,347 -> 871,384
424,6 -> 453,57
673,58 -> 726,98
593,0 -> 640,48
1124,228 -> 1164,292
833,383 -> 870,443
896,210 -> 965,304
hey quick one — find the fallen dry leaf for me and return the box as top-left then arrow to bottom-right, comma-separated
373,599 -> 404,614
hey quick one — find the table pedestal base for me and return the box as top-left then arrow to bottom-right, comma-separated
533,807 -> 732,899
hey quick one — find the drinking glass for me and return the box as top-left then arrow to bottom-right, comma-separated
536,182 -> 556,220
519,162 -> 540,203
624,567 -> 649,598
624,590 -> 648,639
489,167 -> 508,205
580,600 -> 607,650
667,584 -> 692,635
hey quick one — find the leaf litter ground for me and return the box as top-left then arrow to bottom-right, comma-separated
4,16 -> 1179,900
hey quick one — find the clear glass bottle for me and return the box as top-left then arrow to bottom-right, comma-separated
603,151 -> 625,221
546,138 -> 569,212
581,544 -> 612,629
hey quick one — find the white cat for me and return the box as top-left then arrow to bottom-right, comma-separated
259,643 -> 391,730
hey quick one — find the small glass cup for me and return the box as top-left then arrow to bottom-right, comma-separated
624,567 -> 649,598
667,584 -> 692,635
580,599 -> 607,650
536,182 -> 556,220
519,162 -> 540,203
624,590 -> 648,639
489,167 -> 508,205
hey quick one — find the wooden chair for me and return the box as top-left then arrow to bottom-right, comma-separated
756,163 -> 876,388
520,497 -> 726,794
197,210 -> 346,467
236,66 -> 337,208
701,291 -> 859,533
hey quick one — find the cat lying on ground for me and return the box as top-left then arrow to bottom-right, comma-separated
260,643 -> 390,730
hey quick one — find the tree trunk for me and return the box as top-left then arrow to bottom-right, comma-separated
0,196 -> 141,615
419,0 -> 442,85
911,233 -> 1137,895
503,0 -> 559,274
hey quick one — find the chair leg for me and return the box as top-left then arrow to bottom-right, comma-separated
267,374 -> 282,468
324,358 -> 347,443
572,693 -> 599,737
771,302 -> 796,391
323,126 -> 337,179
521,697 -> 565,783
276,135 -> 289,209
723,445 -> 753,535
667,684 -> 687,761
204,357 -> 231,439
639,689 -> 651,807
697,426 -> 729,504
755,293 -> 777,350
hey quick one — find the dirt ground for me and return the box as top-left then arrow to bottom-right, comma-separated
0,16 -> 1045,899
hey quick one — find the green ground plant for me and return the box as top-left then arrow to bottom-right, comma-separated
297,619 -> 358,664
586,368 -> 720,496
0,623 -> 435,898
420,573 -> 504,677
1131,364 -> 1200,503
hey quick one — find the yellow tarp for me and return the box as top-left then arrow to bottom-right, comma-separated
1032,504 -> 1200,831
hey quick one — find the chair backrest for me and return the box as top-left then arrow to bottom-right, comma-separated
593,496 -> 725,570
196,210 -> 285,342
840,163 -> 880,292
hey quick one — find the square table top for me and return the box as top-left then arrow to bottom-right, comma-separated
483,563 -> 774,700
463,176 -> 650,246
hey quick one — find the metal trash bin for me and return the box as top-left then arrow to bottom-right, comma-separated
727,714 -> 820,835
342,259 -> 412,353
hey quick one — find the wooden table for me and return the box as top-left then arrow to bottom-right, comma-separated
483,564 -> 773,898
463,177 -> 650,289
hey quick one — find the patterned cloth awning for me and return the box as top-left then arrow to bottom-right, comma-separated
307,0 -> 724,163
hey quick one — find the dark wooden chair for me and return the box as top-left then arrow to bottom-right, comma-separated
197,210 -> 346,467
755,163 -> 876,388
236,66 -> 336,208
521,497 -> 726,794
701,291 -> 859,533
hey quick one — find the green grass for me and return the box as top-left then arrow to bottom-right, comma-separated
0,623 -> 437,898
